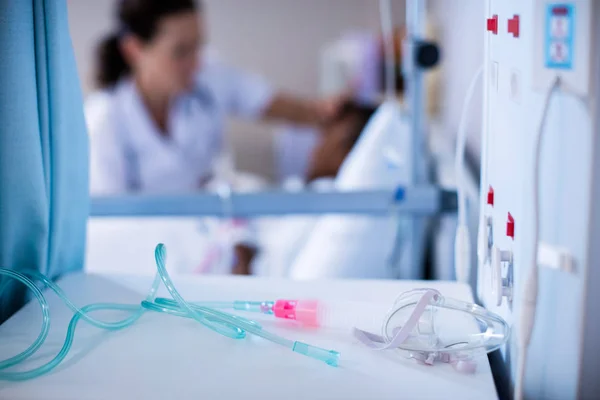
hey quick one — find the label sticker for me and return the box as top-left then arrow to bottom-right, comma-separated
545,3 -> 575,69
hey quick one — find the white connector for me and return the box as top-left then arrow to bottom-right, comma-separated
537,241 -> 576,273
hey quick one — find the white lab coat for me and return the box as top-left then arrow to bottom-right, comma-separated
86,59 -> 274,195
84,60 -> 274,275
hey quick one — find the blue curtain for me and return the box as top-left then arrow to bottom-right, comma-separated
0,0 -> 89,322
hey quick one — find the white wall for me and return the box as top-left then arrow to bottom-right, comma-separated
66,0 -> 406,179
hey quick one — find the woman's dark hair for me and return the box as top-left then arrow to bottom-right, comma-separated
95,0 -> 199,88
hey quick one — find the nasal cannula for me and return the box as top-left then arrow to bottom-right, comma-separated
0,243 -> 511,381
0,244 -> 340,382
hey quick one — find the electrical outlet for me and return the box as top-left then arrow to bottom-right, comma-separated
532,0 -> 592,96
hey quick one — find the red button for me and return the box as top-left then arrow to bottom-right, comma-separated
487,15 -> 499,35
487,186 -> 495,206
507,213 -> 515,239
508,15 -> 520,38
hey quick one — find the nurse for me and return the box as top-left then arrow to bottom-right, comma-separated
87,0 -> 343,194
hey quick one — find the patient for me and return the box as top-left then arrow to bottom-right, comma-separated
85,101 -> 376,276
306,101 -> 377,183
247,101 -> 377,276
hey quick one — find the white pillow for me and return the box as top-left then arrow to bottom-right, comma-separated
289,102 -> 412,279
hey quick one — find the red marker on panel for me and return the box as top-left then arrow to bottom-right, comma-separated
506,213 -> 515,239
487,15 -> 498,35
508,15 -> 520,38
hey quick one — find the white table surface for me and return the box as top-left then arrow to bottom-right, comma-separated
0,273 -> 498,400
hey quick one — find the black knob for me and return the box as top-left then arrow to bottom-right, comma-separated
415,41 -> 440,69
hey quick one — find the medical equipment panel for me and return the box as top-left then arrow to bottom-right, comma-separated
479,0 -> 597,398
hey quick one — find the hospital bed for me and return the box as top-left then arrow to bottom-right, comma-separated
84,110 -> 452,280
85,18 -> 443,281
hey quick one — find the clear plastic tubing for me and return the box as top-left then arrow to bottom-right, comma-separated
0,244 -> 340,382
155,298 -> 391,331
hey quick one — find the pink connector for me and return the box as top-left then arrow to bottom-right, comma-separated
273,300 -> 320,327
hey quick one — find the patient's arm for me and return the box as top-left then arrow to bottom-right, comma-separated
262,93 -> 347,126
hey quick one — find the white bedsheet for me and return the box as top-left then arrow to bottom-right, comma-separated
86,174 -> 328,277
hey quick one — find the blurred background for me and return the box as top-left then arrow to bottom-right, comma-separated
69,0 -> 485,278
68,0 -> 483,181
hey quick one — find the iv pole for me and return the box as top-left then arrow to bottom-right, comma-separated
406,0 -> 428,181
398,0 -> 431,279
